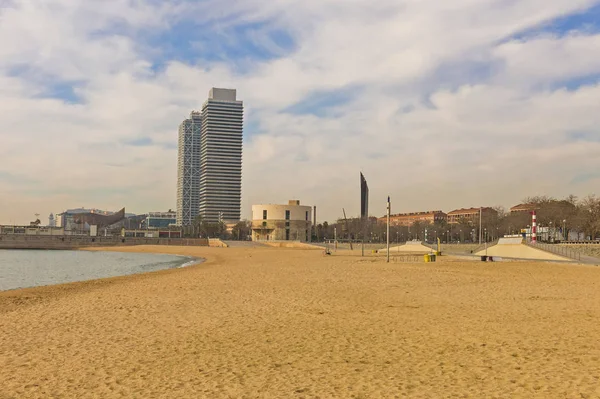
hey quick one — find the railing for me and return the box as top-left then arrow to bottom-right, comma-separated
527,242 -> 582,261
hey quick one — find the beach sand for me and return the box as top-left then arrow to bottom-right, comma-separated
2,246 -> 600,398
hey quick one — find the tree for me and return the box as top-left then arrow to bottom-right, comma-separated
579,195 -> 600,240
231,220 -> 251,241
197,220 -> 226,238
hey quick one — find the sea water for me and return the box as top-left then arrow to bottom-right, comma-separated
0,250 -> 198,291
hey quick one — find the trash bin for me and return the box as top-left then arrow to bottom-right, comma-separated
434,251 -> 441,256
480,256 -> 488,262
423,254 -> 431,263
430,254 -> 436,262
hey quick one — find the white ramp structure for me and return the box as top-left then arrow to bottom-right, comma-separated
476,238 -> 570,261
378,241 -> 434,254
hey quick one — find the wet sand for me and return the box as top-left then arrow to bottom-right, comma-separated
2,246 -> 600,398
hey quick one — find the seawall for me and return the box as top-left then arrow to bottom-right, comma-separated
0,235 -> 209,250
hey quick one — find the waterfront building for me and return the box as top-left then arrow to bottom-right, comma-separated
447,207 -> 497,224
58,208 -> 125,231
199,88 -> 243,223
251,200 -> 312,242
144,211 -> 177,229
378,210 -> 447,227
176,111 -> 202,226
176,88 -> 243,225
510,203 -> 538,214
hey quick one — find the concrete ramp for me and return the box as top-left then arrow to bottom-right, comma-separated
379,241 -> 434,254
497,237 -> 524,245
476,243 -> 570,261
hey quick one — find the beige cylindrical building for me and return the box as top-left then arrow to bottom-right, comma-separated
251,200 -> 313,242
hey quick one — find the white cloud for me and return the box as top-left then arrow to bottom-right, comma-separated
1,0 -> 600,224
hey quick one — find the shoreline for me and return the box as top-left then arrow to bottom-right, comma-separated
0,246 -> 211,299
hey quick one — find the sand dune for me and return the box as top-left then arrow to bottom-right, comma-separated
2,246 -> 600,398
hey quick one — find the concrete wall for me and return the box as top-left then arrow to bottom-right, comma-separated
251,220 -> 311,242
0,235 -> 208,250
252,204 -> 312,222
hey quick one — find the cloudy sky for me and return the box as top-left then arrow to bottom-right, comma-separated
1,0 -> 599,224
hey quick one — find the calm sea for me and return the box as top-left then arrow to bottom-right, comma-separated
0,250 -> 198,291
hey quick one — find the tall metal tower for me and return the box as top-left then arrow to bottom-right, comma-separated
176,111 -> 202,226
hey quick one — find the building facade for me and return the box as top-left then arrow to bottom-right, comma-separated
199,88 -> 243,223
510,203 -> 537,214
176,111 -> 202,226
144,211 -> 177,229
176,88 -> 243,226
251,200 -> 312,242
379,211 -> 447,226
447,207 -> 497,224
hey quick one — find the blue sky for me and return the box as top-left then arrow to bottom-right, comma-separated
1,0 -> 600,224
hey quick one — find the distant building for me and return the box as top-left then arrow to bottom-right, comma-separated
447,207 -> 497,224
58,208 -> 126,231
379,211 -> 446,226
176,88 -> 243,226
510,203 -> 537,213
199,88 -> 243,224
144,211 -> 177,229
176,111 -> 202,226
251,200 -> 312,242
48,213 -> 56,227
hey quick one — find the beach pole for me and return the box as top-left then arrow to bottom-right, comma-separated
334,227 -> 337,251
479,207 -> 482,245
531,211 -> 537,244
386,196 -> 390,263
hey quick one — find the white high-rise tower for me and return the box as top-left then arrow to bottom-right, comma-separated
176,88 -> 243,226
198,88 -> 243,223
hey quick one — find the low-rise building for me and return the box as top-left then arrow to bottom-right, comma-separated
143,211 -> 177,229
378,210 -> 446,226
510,203 -> 537,214
447,207 -> 497,224
251,200 -> 312,242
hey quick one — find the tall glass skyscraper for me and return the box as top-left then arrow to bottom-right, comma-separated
176,88 -> 243,226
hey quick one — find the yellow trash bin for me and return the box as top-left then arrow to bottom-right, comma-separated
434,251 -> 441,256
423,254 -> 431,263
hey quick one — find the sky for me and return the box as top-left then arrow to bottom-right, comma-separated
1,0 -> 600,225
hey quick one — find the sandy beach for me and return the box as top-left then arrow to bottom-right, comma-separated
2,246 -> 600,398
